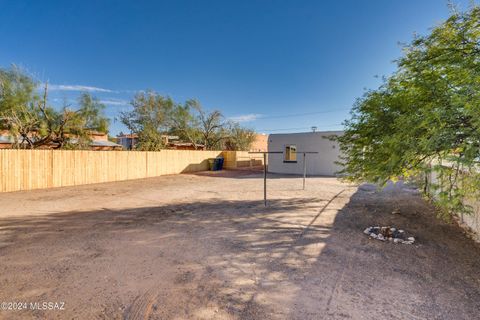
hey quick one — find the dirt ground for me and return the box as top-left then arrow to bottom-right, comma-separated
0,170 -> 479,320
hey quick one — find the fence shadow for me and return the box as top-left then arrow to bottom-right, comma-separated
0,195 -> 336,319
0,183 -> 479,319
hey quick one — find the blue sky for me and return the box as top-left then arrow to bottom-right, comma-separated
0,0 -> 474,135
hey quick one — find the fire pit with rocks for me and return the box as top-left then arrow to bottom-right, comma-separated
363,226 -> 415,244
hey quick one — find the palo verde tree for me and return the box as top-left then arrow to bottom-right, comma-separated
338,5 -> 480,219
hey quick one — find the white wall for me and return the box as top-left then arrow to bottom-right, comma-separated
429,166 -> 480,242
267,131 -> 343,176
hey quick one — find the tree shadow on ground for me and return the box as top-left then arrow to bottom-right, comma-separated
289,182 -> 480,319
0,196 -> 332,319
190,169 -> 340,181
0,183 -> 479,319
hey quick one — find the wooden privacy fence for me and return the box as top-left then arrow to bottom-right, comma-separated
222,151 -> 264,169
0,149 -> 236,193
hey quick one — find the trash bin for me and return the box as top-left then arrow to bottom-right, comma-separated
208,158 -> 215,170
214,157 -> 224,171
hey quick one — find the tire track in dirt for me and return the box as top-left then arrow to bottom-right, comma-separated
123,287 -> 158,320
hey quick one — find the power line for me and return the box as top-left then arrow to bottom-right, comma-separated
256,108 -> 350,120
258,127 -> 311,132
258,123 -> 343,132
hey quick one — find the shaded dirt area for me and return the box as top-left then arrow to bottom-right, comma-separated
0,171 -> 479,319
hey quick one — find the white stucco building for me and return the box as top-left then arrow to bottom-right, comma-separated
267,131 -> 344,176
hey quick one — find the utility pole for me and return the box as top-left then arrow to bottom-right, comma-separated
303,152 -> 307,190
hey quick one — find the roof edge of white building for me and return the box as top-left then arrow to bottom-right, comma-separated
269,130 -> 344,137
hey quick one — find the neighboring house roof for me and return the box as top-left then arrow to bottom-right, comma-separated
68,138 -> 122,148
169,142 -> 205,148
117,134 -> 180,140
117,133 -> 138,139
0,136 -> 15,144
90,140 -> 122,148
269,130 -> 344,137
0,135 -> 122,149
88,130 -> 109,136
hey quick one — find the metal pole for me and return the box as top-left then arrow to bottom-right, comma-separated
303,152 -> 306,190
264,152 -> 267,206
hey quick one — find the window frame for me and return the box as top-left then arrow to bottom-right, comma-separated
284,144 -> 297,163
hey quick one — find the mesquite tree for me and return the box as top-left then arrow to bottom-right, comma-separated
0,66 -> 110,149
120,91 -> 175,151
121,93 -> 255,151
338,6 -> 480,218
223,122 -> 256,151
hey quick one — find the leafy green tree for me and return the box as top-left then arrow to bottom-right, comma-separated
77,93 -> 109,133
223,122 -> 256,151
0,66 -> 110,149
168,100 -> 255,150
168,100 -> 202,149
120,91 -> 175,150
190,101 -> 226,150
60,93 -> 110,149
121,93 -> 237,151
0,65 -> 38,121
338,6 -> 480,218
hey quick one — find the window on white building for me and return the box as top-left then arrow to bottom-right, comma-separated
284,145 -> 297,162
